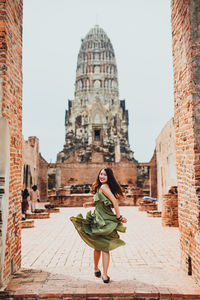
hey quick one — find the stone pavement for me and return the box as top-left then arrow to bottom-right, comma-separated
4,206 -> 200,299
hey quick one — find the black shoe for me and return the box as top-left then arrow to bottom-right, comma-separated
102,275 -> 110,283
94,270 -> 101,278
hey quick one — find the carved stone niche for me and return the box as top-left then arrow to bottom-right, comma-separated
92,127 -> 103,144
0,116 -> 10,286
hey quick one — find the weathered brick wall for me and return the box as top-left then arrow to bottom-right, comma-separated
48,160 -> 156,206
156,118 -> 177,210
171,0 -> 200,284
137,163 -> 151,194
22,137 -> 48,200
49,194 -> 94,207
49,162 -> 138,187
149,150 -> 157,198
38,154 -> 48,200
162,193 -> 178,227
22,136 -> 39,188
0,0 -> 23,286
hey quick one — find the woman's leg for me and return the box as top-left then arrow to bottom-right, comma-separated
102,251 -> 110,279
94,249 -> 101,272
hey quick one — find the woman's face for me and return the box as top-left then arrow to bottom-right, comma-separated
99,169 -> 108,184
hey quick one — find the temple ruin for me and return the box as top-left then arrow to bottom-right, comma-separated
1,0 -> 200,290
57,25 -> 134,164
47,25 -> 156,206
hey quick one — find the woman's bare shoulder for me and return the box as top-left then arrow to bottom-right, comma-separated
100,184 -> 111,194
100,184 -> 109,191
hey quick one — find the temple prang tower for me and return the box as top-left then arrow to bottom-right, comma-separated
49,25 -> 156,208
57,25 -> 134,163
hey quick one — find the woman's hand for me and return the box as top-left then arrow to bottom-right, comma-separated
121,217 -> 127,223
117,215 -> 127,223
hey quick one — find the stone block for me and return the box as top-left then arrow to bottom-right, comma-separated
147,210 -> 161,217
22,220 -> 34,229
138,203 -> 157,212
26,213 -> 50,219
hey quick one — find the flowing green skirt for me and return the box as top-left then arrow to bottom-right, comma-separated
70,210 -> 126,252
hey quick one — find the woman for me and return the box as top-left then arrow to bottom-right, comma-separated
70,167 -> 127,283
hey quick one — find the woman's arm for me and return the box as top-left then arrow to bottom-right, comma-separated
100,184 -> 127,223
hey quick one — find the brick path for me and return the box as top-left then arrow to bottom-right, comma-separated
5,206 -> 200,299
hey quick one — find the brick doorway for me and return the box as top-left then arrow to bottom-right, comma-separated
1,0 -> 200,290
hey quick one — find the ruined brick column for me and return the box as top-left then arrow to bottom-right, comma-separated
0,0 -> 23,286
162,193 -> 178,227
171,0 -> 200,283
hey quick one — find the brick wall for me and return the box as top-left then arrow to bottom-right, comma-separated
171,0 -> 200,284
48,160 -> 156,206
1,0 -> 200,288
0,0 -> 23,286
162,193 -> 178,227
38,154 -> 48,200
149,150 -> 157,198
22,137 -> 48,200
22,136 -> 39,188
49,162 -> 138,187
156,118 -> 177,209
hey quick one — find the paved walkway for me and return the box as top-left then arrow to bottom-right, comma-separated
5,206 -> 200,299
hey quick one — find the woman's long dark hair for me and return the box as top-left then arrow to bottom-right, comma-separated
91,167 -> 124,199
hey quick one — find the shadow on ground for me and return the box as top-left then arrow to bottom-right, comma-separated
2,268 -> 200,299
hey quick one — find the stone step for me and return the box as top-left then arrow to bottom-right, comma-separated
35,208 -> 60,214
138,203 -> 157,212
34,208 -> 46,213
147,210 -> 162,217
22,220 -> 34,228
3,290 -> 200,300
45,208 -> 60,213
26,213 -> 50,219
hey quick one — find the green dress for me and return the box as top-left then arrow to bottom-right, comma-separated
70,190 -> 126,252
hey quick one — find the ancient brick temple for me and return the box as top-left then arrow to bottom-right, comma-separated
49,26 -> 156,206
57,25 -> 134,164
2,0 -> 200,290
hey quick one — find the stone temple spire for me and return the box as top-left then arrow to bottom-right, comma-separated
75,24 -> 119,103
57,25 -> 134,163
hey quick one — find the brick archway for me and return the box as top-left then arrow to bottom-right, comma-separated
0,0 -> 200,288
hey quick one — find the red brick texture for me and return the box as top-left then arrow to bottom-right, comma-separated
156,118 -> 177,205
51,162 -> 138,187
138,203 -> 158,212
49,193 -> 94,207
22,136 -> 39,188
48,161 -> 156,206
0,0 -> 23,286
162,193 -> 178,227
1,0 -> 200,290
171,0 -> 200,283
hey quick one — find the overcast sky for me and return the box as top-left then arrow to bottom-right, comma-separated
22,0 -> 174,163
